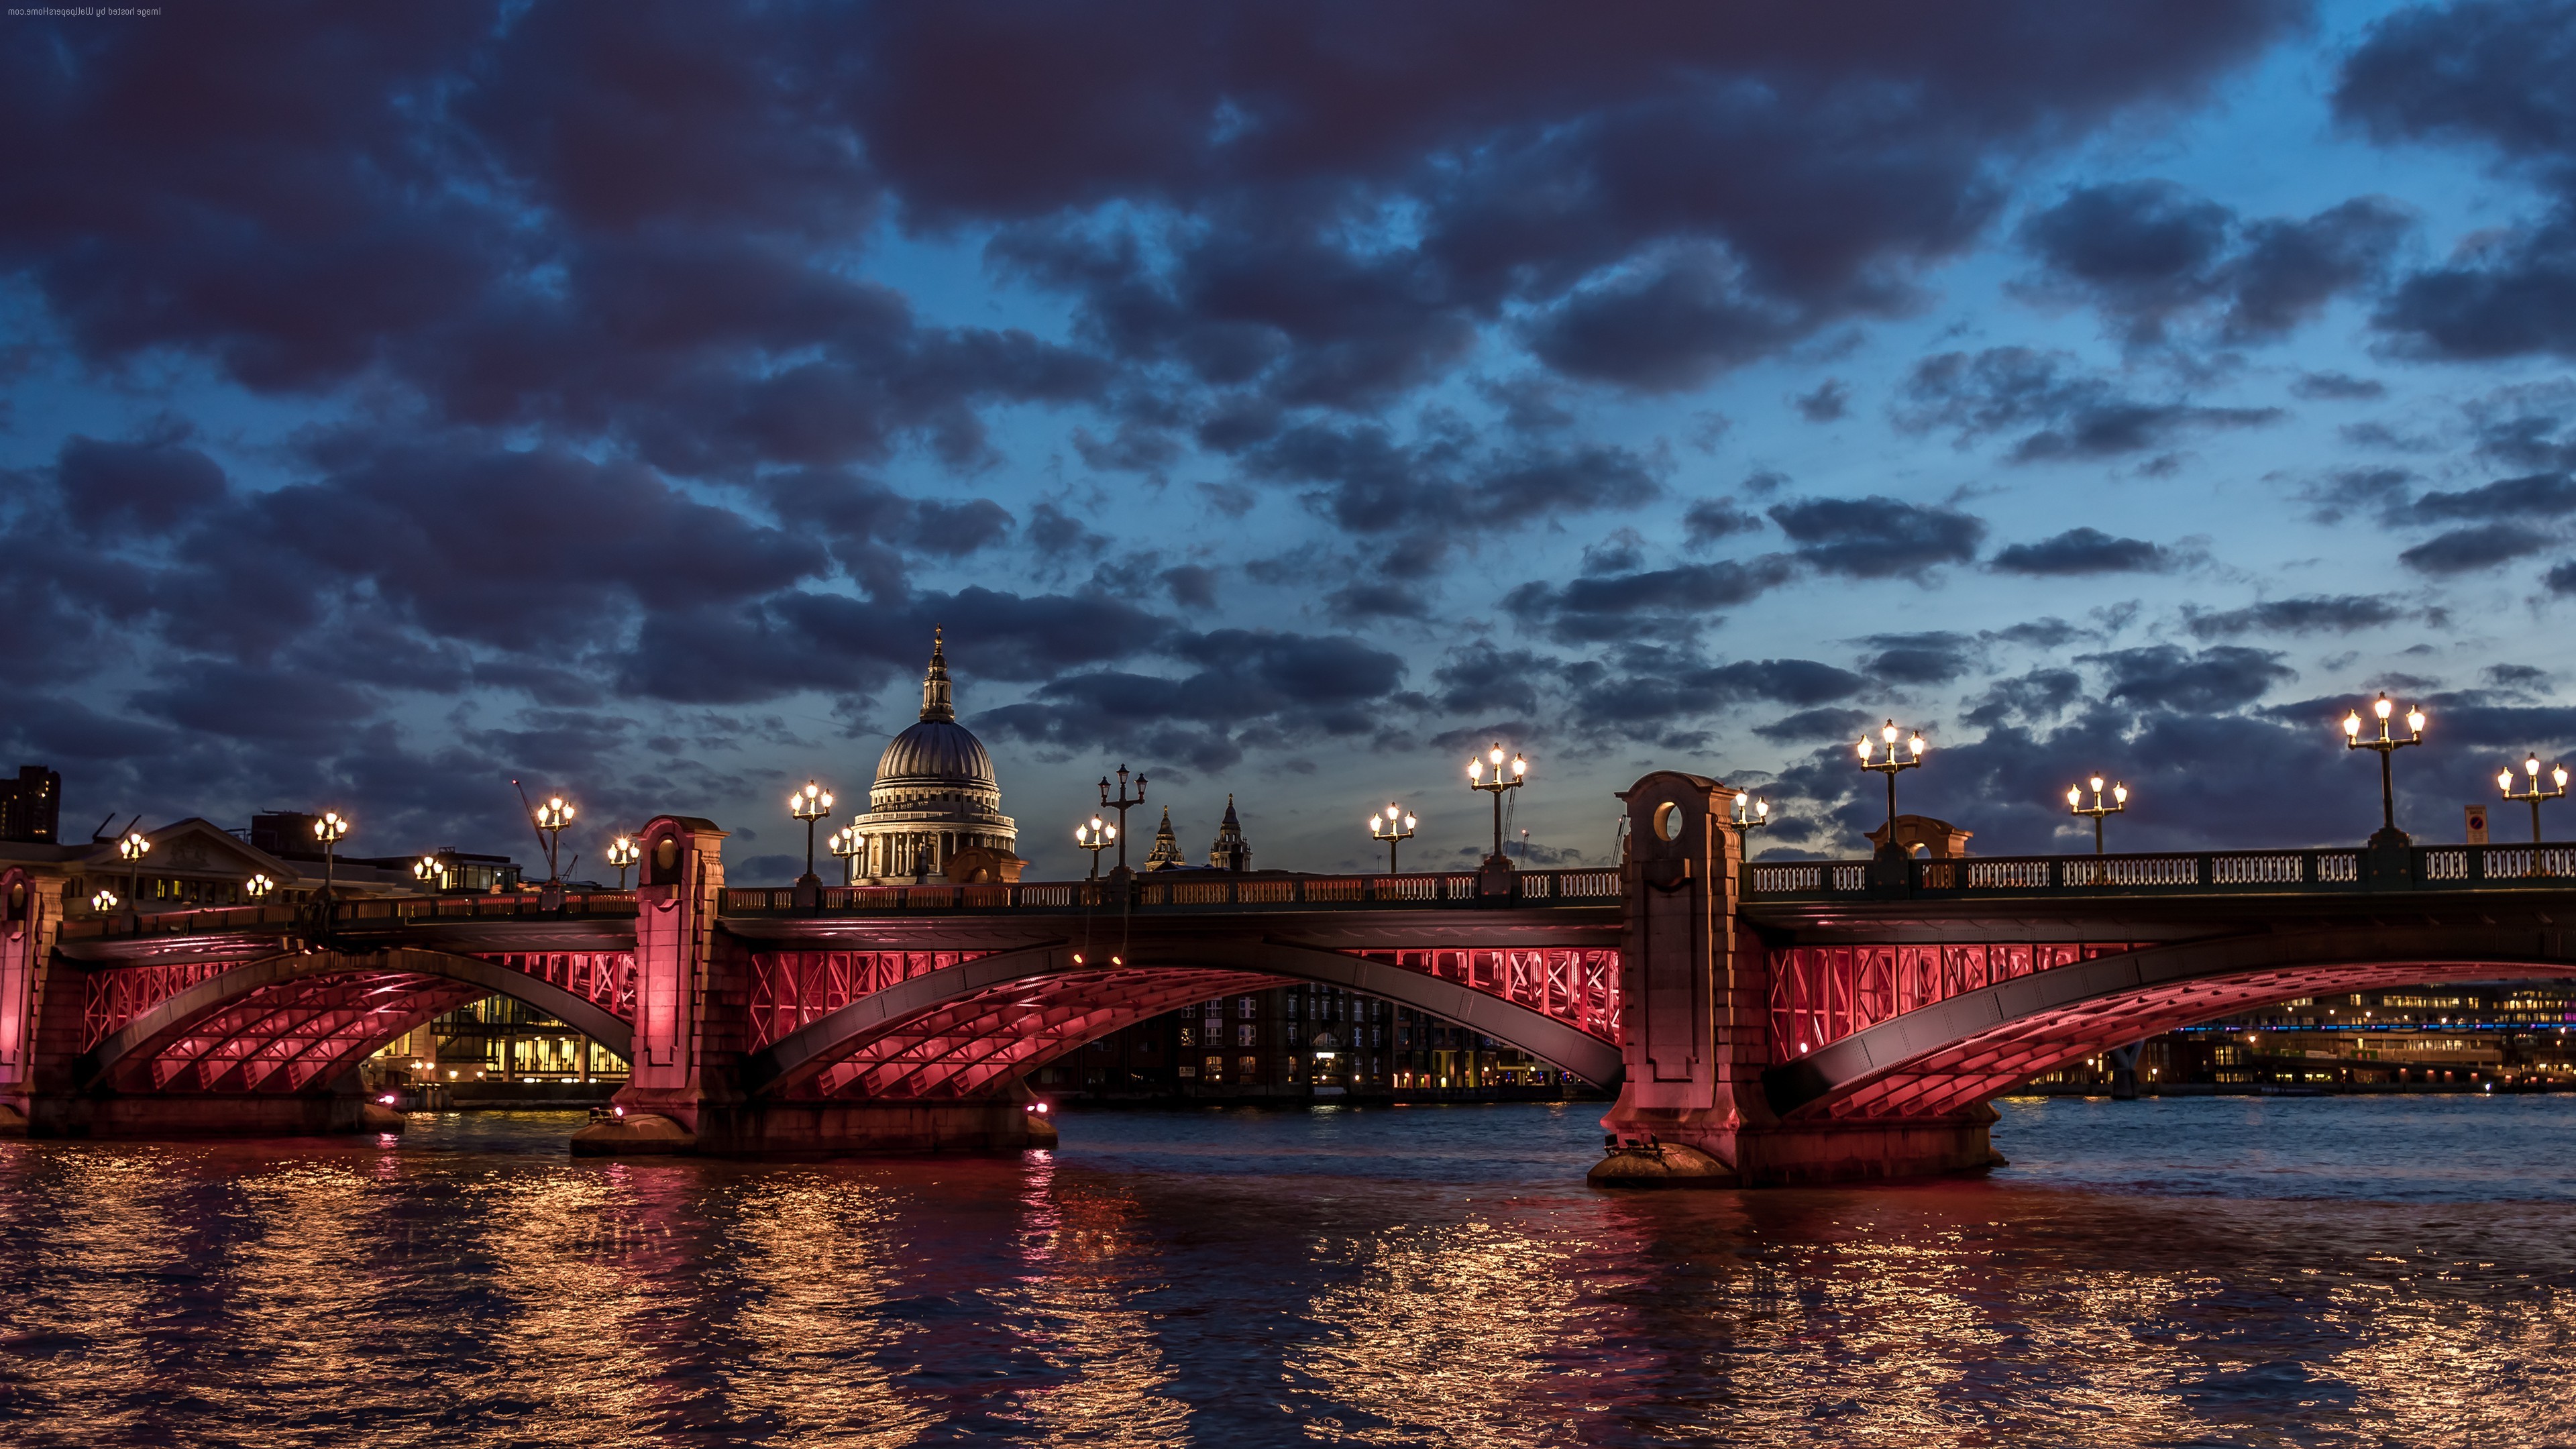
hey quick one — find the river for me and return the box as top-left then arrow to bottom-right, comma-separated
0,1095 -> 2566,1446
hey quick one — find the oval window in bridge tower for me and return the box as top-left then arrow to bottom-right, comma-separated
1653,801 -> 1684,841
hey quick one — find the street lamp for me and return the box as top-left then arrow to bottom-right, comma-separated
413,854 -> 443,890
244,872 -> 276,902
827,824 -> 866,885
1726,794 -> 1770,892
312,811 -> 350,899
532,796 -> 575,883
604,835 -> 638,889
2496,754 -> 2569,843
1368,802 -> 1417,873
788,781 -> 833,886
1856,721 -> 1927,843
1097,765 -> 1147,876
2342,693 -> 2425,847
117,828 -> 150,910
91,888 -> 118,914
1075,814 -> 1116,879
2065,776 -> 2129,854
1466,743 -> 1528,869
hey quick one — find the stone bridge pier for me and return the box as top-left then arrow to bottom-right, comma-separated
1591,771 -> 2002,1187
574,816 -> 1047,1157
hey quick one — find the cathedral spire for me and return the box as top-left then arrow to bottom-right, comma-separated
1144,805 -> 1185,869
1209,794 -> 1251,871
920,626 -> 955,722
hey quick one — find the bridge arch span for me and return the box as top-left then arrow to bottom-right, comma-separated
1764,926 -> 2576,1122
83,947 -> 636,1094
744,940 -> 1627,1100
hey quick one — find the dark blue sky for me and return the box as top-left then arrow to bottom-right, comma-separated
9,1 -> 2576,881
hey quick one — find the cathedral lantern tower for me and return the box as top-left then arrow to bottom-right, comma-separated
1208,795 -> 1252,872
848,630 -> 1022,883
1143,806 -> 1186,871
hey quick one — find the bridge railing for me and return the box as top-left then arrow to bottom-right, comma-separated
720,869 -> 1623,914
56,891 -> 643,943
1744,843 -> 2576,900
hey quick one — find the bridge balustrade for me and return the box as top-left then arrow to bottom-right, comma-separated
720,869 -> 1621,915
1735,845 -> 2576,899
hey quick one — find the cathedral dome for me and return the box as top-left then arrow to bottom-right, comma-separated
849,629 -> 1018,881
875,718 -> 995,790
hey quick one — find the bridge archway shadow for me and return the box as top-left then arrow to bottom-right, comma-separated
742,941 -> 1625,1102
1766,926 -> 2576,1124
79,946 -> 634,1101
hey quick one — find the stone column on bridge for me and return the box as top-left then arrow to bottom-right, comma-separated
1591,771 -> 1760,1183
1591,771 -> 2006,1188
0,865 -> 68,1134
572,813 -> 1051,1158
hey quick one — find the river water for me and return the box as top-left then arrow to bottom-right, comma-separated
0,1095 -> 2567,1447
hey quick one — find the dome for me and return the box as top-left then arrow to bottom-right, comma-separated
875,718 -> 995,789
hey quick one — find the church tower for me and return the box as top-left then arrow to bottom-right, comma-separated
1208,795 -> 1252,872
1143,806 -> 1185,870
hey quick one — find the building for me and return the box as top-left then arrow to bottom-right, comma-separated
845,630 -> 1022,883
2021,982 -> 2576,1093
1208,795 -> 1251,871
0,766 -> 60,845
1035,983 -> 1586,1102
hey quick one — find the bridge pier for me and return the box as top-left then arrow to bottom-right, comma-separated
572,816 -> 1055,1159
1591,773 -> 2004,1189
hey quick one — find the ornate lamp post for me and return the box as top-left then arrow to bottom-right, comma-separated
1725,794 -> 1769,892
827,824 -> 866,885
1368,802 -> 1417,873
1097,765 -> 1147,877
1856,721 -> 1926,843
2342,693 -> 2424,847
788,781 -> 833,887
413,854 -> 443,890
117,828 -> 150,910
2496,755 -> 2569,843
532,796 -> 575,882
1466,743 -> 1528,869
90,887 -> 118,914
1075,814 -> 1115,879
604,835 -> 638,889
312,811 -> 350,899
2065,776 -> 2129,854
244,872 -> 276,902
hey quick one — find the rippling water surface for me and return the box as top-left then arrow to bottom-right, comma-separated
0,1095 -> 2569,1446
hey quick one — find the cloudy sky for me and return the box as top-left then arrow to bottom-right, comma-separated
9,1 -> 2576,881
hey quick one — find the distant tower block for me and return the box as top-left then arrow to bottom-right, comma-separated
1208,795 -> 1252,872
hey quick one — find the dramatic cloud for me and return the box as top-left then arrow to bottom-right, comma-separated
1501,556 -> 1798,643
2337,0 -> 2576,360
2086,643 -> 2296,712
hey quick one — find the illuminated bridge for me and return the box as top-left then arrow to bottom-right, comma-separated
6,781 -> 2575,1185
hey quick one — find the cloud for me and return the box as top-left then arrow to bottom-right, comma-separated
2408,471 -> 2576,521
1898,347 -> 2286,463
2085,643 -> 2295,712
2184,594 -> 2406,638
977,629 -> 1407,771
2398,522 -> 2554,573
1793,378 -> 1854,422
2015,180 -> 2409,345
1501,555 -> 1797,643
2292,370 -> 2387,400
1989,526 -> 2174,575
2337,1 -> 2576,360
1857,631 -> 1980,684
1753,706 -> 1876,744
1766,495 -> 1987,578
1681,496 -> 1764,549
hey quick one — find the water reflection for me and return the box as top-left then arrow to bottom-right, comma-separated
0,1098 -> 2567,1445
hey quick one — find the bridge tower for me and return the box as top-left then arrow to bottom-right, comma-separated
1591,771 -> 2002,1187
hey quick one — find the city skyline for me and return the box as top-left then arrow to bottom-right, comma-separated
11,2 -> 2576,881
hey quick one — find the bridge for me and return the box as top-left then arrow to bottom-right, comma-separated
4,778 -> 2573,1185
